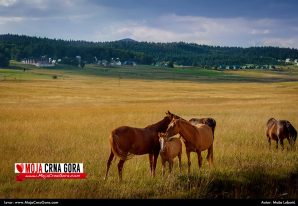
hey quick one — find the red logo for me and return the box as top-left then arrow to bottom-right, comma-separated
15,163 -> 87,181
16,163 -> 24,173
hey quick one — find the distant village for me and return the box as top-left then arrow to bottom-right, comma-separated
22,55 -> 137,68
21,55 -> 298,70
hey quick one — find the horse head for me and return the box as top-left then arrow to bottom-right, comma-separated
165,117 -> 180,138
166,110 -> 181,120
158,132 -> 167,152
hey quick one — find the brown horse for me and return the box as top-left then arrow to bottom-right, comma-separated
104,112 -> 172,180
266,117 -> 297,150
165,111 -> 216,173
158,132 -> 182,176
164,117 -> 214,172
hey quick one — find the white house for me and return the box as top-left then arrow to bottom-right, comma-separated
123,61 -> 136,66
110,58 -> 121,66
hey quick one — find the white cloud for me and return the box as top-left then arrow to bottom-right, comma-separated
260,37 -> 298,48
0,0 -> 16,7
115,25 -> 194,42
250,29 -> 270,35
1,1 -> 297,48
0,16 -> 23,24
159,14 -> 276,38
92,14 -> 298,48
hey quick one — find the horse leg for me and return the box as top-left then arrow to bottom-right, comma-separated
161,160 -> 166,176
280,139 -> 284,151
291,138 -> 296,151
117,159 -> 125,181
207,145 -> 214,167
287,137 -> 295,150
186,149 -> 191,174
169,160 -> 173,174
178,152 -> 182,174
268,138 -> 271,149
152,152 -> 159,177
104,150 -> 114,180
275,139 -> 279,150
197,151 -> 203,168
149,153 -> 154,176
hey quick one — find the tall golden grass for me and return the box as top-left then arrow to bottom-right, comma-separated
0,67 -> 297,198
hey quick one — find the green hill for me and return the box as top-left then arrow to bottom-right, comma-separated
1,34 -> 298,67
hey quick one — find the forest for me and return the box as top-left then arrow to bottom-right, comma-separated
1,34 -> 298,67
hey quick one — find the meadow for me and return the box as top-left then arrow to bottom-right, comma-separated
0,62 -> 298,199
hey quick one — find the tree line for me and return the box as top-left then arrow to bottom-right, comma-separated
1,34 -> 298,67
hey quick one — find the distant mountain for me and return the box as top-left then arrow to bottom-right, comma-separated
117,38 -> 138,42
1,34 -> 298,66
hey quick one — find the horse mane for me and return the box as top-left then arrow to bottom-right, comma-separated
145,116 -> 170,131
166,111 -> 188,121
172,114 -> 186,121
178,118 -> 203,131
168,136 -> 181,141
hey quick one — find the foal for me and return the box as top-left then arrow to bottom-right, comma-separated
158,133 -> 182,176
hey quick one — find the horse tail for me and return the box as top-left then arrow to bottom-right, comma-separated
109,132 -> 134,161
286,121 -> 297,142
210,119 -> 216,139
267,117 -> 277,128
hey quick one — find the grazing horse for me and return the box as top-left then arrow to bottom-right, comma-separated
104,113 -> 172,181
158,132 -> 182,176
164,117 -> 214,171
165,111 -> 216,173
266,118 -> 297,150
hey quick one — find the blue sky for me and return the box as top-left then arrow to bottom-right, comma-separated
0,0 -> 298,48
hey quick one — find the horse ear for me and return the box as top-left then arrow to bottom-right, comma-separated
173,115 -> 179,120
166,111 -> 172,118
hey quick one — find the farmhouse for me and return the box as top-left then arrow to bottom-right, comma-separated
123,60 -> 136,66
22,56 -> 55,67
98,59 -> 108,66
110,58 -> 121,66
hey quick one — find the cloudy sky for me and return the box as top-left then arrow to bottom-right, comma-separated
0,0 -> 298,48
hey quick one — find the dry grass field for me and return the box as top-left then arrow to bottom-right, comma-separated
0,63 -> 298,199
